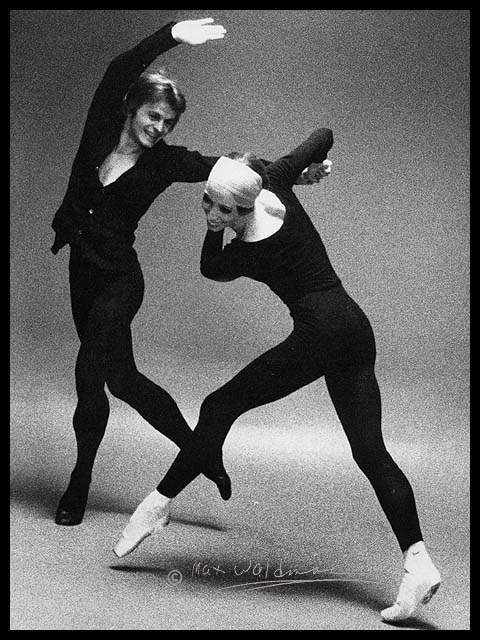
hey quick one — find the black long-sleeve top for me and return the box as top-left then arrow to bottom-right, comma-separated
51,22 -> 218,271
200,128 -> 341,306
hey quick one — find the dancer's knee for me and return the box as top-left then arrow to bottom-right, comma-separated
351,444 -> 391,477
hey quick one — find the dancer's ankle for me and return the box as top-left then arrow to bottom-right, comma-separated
147,490 -> 171,509
403,540 -> 426,559
132,490 -> 172,517
403,541 -> 438,574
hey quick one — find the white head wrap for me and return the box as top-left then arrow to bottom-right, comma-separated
207,156 -> 263,208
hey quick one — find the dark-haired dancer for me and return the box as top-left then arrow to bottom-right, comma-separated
50,17 -> 322,527
50,18 -> 232,526
114,128 -> 441,622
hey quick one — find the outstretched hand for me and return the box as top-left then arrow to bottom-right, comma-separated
171,18 -> 226,45
296,159 -> 332,185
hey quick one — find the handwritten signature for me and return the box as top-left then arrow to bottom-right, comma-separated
190,559 -> 375,591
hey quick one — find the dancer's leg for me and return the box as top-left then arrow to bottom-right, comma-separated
156,332 -> 324,498
55,333 -> 110,525
114,332 -> 322,556
325,364 -> 422,551
86,267 -> 194,448
95,270 -> 231,493
325,364 -> 441,620
58,259 -> 192,524
104,324 -> 192,450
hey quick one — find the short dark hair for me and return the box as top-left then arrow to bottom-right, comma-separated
227,152 -> 269,215
122,71 -> 186,128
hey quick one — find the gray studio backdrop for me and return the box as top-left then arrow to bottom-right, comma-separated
11,10 -> 469,484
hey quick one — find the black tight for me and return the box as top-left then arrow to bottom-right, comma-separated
157,287 -> 422,552
66,250 -> 193,487
324,366 -> 420,552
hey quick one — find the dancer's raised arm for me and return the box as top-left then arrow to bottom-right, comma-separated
268,127 -> 333,190
51,18 -> 226,255
86,18 -> 226,137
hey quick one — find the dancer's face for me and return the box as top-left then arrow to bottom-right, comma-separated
127,101 -> 177,149
202,185 -> 247,234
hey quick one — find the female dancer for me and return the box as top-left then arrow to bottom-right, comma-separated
50,18 -> 231,527
113,128 -> 441,622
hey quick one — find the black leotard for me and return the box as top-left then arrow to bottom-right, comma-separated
157,130 -> 423,552
200,128 -> 340,302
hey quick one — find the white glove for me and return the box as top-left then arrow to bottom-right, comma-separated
297,159 -> 332,185
171,18 -> 226,45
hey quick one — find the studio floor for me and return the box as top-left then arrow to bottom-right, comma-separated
10,373 -> 470,630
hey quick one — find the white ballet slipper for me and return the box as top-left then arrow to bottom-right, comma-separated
381,542 -> 441,622
113,491 -> 171,558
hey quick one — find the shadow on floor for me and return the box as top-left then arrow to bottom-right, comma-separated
10,473 -> 442,631
10,475 -> 226,532
108,553 -> 439,630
